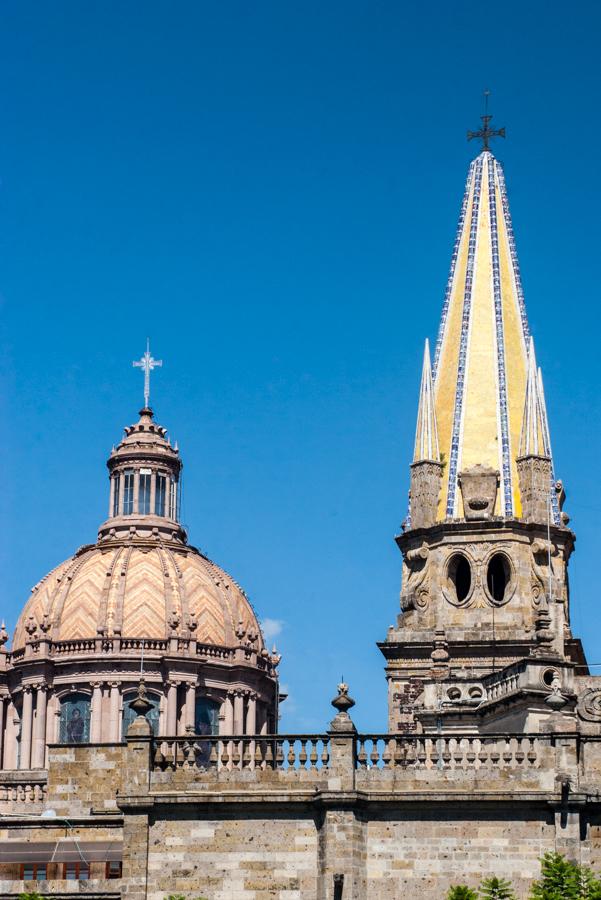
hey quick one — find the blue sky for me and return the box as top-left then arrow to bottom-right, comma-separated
1,1 -> 600,731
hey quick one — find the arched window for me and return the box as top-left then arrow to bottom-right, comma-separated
155,473 -> 167,516
122,690 -> 160,737
59,694 -> 91,744
195,696 -> 219,736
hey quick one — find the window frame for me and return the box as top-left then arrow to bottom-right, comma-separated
62,861 -> 90,880
20,862 -> 47,881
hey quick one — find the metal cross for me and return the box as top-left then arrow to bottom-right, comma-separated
467,90 -> 505,151
133,338 -> 162,409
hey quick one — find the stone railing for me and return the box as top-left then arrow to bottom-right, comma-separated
0,770 -> 48,809
153,734 -> 330,771
149,732 -> 563,776
355,733 -> 543,769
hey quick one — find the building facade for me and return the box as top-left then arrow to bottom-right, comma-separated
2,134 -> 601,900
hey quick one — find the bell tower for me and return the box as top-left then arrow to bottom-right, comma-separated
380,119 -> 585,735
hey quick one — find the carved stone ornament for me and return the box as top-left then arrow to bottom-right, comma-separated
458,465 -> 499,520
577,688 -> 601,722
400,543 -> 430,611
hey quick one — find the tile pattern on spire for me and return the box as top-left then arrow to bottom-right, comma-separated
413,339 -> 440,463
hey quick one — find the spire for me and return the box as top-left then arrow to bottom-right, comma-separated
413,339 -> 440,462
431,145 -> 533,520
519,338 -> 550,457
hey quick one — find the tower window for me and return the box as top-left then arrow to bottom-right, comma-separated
123,469 -> 134,515
112,476 -> 120,517
139,471 -> 151,514
155,473 -> 166,516
447,553 -> 472,603
487,553 -> 511,604
169,478 -> 177,519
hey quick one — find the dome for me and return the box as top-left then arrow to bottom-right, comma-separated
12,540 -> 264,652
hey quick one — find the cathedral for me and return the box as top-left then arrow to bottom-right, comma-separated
2,120 -> 601,900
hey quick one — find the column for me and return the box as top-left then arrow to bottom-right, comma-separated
150,472 -> 157,516
223,691 -> 234,735
184,683 -> 195,732
109,683 -> 120,742
166,681 -> 178,735
109,476 -> 115,518
246,692 -> 257,735
4,703 -> 18,769
133,471 -> 140,515
233,691 -> 244,735
31,685 -> 47,769
260,704 -> 268,736
90,683 -> 103,743
19,687 -> 33,769
0,698 -> 5,769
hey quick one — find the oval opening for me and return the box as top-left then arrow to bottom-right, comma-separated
448,554 -> 471,603
487,553 -> 511,603
543,669 -> 557,687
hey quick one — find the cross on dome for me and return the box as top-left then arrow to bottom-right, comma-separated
133,338 -> 163,409
467,89 -> 506,152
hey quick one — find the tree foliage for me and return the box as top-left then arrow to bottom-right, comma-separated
479,876 -> 517,899
529,852 -> 601,900
447,887 -> 479,900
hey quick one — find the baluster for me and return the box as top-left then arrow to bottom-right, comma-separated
381,738 -> 392,768
264,741 -> 274,770
465,739 -> 477,767
209,739 -> 218,769
405,740 -> 417,767
321,742 -> 330,768
231,740 -> 241,769
275,740 -> 285,770
369,740 -> 380,769
416,738 -> 427,767
527,738 -> 538,766
254,741 -> 263,769
309,740 -> 318,769
153,745 -> 166,770
514,738 -> 525,766
287,741 -> 296,768
243,740 -> 252,769
489,741 -> 501,767
394,738 -> 405,768
357,738 -> 368,768
452,739 -> 464,768
221,742 -> 230,769
477,740 -> 488,767
299,739 -> 308,769
502,739 -> 513,767
441,738 -> 452,768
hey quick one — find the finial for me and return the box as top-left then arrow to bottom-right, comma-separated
331,682 -> 355,714
128,679 -> 154,718
467,90 -> 505,152
133,338 -> 163,410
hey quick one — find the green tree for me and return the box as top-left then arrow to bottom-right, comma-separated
18,893 -> 43,900
479,876 -> 517,899
447,887 -> 478,900
529,852 -> 585,899
579,867 -> 601,900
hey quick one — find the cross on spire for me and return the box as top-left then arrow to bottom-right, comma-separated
133,338 -> 162,409
467,90 -> 505,152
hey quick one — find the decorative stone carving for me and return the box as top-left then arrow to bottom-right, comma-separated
578,689 -> 601,722
516,455 -> 552,524
458,465 -> 499,520
409,460 -> 443,530
400,543 -> 430,611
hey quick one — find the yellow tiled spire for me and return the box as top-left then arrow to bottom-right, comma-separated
429,150 -> 557,521
413,339 -> 440,463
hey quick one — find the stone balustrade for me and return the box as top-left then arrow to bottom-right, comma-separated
0,770 -> 48,811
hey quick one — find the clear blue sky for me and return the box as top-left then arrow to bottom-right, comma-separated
1,1 -> 600,732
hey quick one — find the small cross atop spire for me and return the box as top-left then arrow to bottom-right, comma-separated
467,90 -> 506,152
133,338 -> 162,409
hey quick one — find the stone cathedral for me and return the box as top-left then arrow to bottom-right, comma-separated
2,123 -> 601,900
